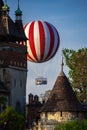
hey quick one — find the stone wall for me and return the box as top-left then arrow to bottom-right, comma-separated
33,111 -> 85,130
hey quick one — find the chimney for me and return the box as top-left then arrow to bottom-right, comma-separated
28,93 -> 33,104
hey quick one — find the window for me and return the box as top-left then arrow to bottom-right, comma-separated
60,111 -> 62,117
15,101 -> 21,112
14,79 -> 16,87
20,80 -> 22,88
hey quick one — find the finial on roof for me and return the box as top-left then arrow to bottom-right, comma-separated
59,55 -> 65,76
5,0 -> 7,4
18,0 -> 19,8
61,56 -> 64,71
2,0 -> 9,14
15,0 -> 22,20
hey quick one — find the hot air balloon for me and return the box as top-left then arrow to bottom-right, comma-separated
24,20 -> 60,63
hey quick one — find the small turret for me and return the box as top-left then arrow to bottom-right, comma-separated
2,3 -> 9,14
15,0 -> 22,21
2,0 -> 9,16
1,0 -> 9,33
15,0 -> 27,42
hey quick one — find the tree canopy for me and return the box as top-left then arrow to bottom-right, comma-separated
0,96 -> 7,112
54,119 -> 87,130
62,48 -> 87,102
0,106 -> 25,130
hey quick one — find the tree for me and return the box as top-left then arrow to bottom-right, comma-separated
0,106 -> 25,130
0,96 -> 7,112
54,119 -> 87,130
62,48 -> 87,102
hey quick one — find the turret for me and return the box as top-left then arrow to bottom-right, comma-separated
2,1 -> 9,16
15,0 -> 27,43
1,0 -> 9,33
15,0 -> 22,21
41,58 -> 86,112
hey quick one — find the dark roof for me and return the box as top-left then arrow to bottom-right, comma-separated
0,1 -> 27,42
0,81 -> 9,93
41,69 -> 86,112
15,21 -> 28,41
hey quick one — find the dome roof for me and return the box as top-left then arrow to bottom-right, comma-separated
2,4 -> 9,12
15,8 -> 22,15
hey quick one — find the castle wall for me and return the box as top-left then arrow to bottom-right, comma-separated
10,68 -> 27,112
36,111 -> 85,130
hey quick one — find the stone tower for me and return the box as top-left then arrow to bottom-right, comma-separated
38,59 -> 87,130
0,0 -> 27,113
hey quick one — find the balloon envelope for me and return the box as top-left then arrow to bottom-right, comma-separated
24,20 -> 60,63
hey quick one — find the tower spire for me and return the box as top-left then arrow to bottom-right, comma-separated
59,55 -> 65,76
18,0 -> 20,9
5,0 -> 7,4
15,0 -> 22,21
2,0 -> 9,13
61,55 -> 64,72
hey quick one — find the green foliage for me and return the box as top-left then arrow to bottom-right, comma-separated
62,48 -> 87,102
54,119 -> 87,130
54,123 -> 66,130
0,96 -> 7,112
0,106 -> 25,130
0,96 -> 7,105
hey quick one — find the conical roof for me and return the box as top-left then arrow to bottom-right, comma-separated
41,62 -> 86,112
15,0 -> 22,16
15,7 -> 22,16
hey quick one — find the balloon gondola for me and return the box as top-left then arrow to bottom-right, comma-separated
23,20 -> 60,63
35,77 -> 47,85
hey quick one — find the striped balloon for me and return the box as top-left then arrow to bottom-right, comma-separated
24,20 -> 60,63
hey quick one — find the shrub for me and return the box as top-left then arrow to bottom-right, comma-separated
54,119 -> 87,130
0,106 -> 25,130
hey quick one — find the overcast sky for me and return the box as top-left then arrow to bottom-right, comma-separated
7,0 -> 87,102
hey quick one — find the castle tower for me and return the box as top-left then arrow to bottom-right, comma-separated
38,59 -> 87,130
0,0 -> 27,113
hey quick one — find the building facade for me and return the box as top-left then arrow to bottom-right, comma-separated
0,0 -> 27,113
